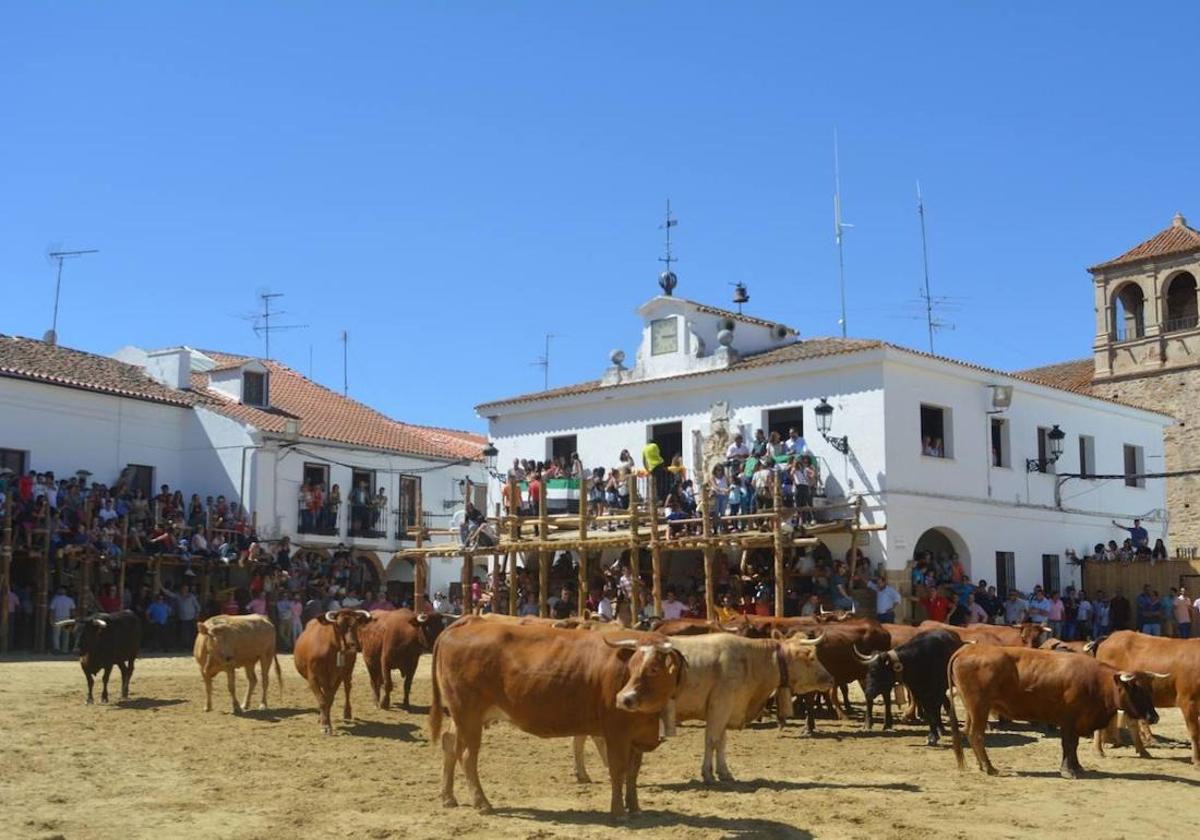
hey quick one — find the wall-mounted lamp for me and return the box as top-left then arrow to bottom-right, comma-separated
814,398 -> 850,455
1026,424 -> 1065,473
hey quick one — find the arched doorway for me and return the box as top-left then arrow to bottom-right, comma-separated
913,526 -> 970,577
1164,272 -> 1198,333
1112,283 -> 1146,341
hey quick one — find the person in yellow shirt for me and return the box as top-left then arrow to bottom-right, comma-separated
642,441 -> 670,502
714,592 -> 740,623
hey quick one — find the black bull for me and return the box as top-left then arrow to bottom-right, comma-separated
55,610 -> 142,704
858,629 -> 965,745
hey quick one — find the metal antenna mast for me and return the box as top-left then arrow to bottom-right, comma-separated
47,248 -> 98,341
252,292 -> 307,360
917,181 -> 936,353
531,332 -> 557,390
341,330 -> 349,396
833,130 -> 852,338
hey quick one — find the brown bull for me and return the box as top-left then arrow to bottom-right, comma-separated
293,608 -> 375,734
1092,631 -> 1197,764
430,617 -> 683,818
948,644 -> 1160,778
920,620 -> 1050,647
651,617 -> 747,636
194,614 -> 282,713
360,609 -> 447,710
791,619 -> 891,728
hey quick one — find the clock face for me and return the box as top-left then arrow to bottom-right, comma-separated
651,318 -> 678,355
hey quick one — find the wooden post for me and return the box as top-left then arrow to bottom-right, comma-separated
772,468 -> 785,617
507,551 -> 518,616
849,496 -> 864,583
77,554 -> 89,617
627,474 -> 641,622
538,481 -> 549,618
1,489 -> 12,653
413,479 -> 426,613
118,517 -> 129,607
200,558 -> 211,604
461,552 -> 473,613
576,470 -> 585,619
701,482 -> 716,622
35,503 -> 51,654
647,475 -> 663,618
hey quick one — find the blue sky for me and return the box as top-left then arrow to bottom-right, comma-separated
3,3 -> 1197,431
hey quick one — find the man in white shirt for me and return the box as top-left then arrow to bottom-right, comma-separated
49,586 -> 76,654
660,588 -> 687,620
596,588 -> 615,621
341,589 -> 363,609
97,499 -> 118,525
432,591 -> 451,614
867,575 -> 901,623
726,434 -> 750,471
786,428 -> 808,455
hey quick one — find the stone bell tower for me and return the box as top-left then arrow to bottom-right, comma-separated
1089,212 -> 1200,551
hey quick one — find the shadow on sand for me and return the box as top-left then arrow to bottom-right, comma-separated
497,806 -> 814,838
108,697 -> 187,711
343,719 -> 422,741
646,777 -> 920,795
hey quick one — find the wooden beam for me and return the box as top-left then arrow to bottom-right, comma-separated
538,550 -> 549,618
35,503 -> 51,654
413,478 -> 426,614
0,489 -> 12,653
507,550 -> 517,616
627,474 -> 641,622
701,481 -> 716,622
647,474 -> 662,618
772,469 -> 785,617
462,478 -> 473,613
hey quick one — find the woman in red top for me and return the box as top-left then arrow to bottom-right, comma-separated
97,583 -> 122,613
917,586 -> 954,623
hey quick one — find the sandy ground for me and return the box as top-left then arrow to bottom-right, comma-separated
2,653 -> 1200,840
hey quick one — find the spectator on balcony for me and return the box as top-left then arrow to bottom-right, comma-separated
1112,518 -> 1149,550
310,482 -> 325,531
187,494 -> 205,529
618,449 -> 636,476
299,481 -> 314,531
350,480 -> 371,532
750,429 -> 768,461
786,427 -> 808,456
97,498 -> 118,526
508,458 -> 526,482
766,431 -> 786,459
325,484 -> 341,531
1152,538 -> 1168,563
725,434 -> 749,475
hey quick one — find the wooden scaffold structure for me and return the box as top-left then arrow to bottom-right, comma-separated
391,466 -> 885,620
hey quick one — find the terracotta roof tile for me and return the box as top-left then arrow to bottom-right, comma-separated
194,351 -> 485,460
688,301 -> 796,333
1090,213 -> 1200,271
0,335 -> 198,407
1013,358 -> 1095,395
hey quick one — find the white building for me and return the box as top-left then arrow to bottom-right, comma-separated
0,335 -> 485,599
476,294 -> 1171,594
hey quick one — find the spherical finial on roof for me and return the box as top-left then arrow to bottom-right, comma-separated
658,270 -> 677,296
717,328 -> 734,348
1174,211 -> 1188,228
610,349 -> 626,367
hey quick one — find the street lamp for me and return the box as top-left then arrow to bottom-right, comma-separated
482,442 -> 500,479
814,398 -> 850,454
1026,424 -> 1065,473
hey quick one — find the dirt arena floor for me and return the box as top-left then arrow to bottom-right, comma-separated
2,653 -> 1199,840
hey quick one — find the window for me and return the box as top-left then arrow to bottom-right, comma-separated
766,406 -> 804,442
919,404 -> 951,458
548,435 -> 578,466
125,464 -> 154,499
995,552 -> 1015,596
1112,283 -> 1145,341
1164,272 -> 1198,333
1124,444 -> 1145,488
300,463 -> 334,534
1041,554 -> 1061,594
397,475 -> 421,538
243,371 -> 267,406
1078,435 -> 1096,477
1036,426 -> 1056,474
0,448 -> 27,477
990,418 -> 1010,468
650,317 -> 678,355
349,468 -> 381,537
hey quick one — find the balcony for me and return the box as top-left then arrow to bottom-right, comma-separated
1163,314 -> 1199,334
297,502 -> 340,536
349,503 -> 387,539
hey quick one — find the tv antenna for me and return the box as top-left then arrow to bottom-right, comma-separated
833,129 -> 853,338
46,247 -> 99,342
915,181 -> 955,352
251,291 -> 307,360
341,329 -> 349,396
531,332 -> 557,390
657,199 -> 678,295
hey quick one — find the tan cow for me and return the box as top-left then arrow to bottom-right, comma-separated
293,609 -> 375,734
194,615 -> 282,714
576,631 -> 832,784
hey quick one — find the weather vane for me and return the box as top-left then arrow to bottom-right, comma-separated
658,199 -> 678,295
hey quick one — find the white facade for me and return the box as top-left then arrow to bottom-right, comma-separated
478,297 -> 1171,594
0,342 -> 485,598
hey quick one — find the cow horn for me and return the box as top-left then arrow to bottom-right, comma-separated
416,613 -> 429,623
797,632 -> 824,646
53,619 -> 76,628
849,602 -> 857,614
818,606 -> 829,615
602,637 -> 640,649
355,610 -> 372,620
963,639 -> 978,645
1119,672 -> 1135,683
1147,671 -> 1171,679
654,641 -> 674,653
92,618 -> 107,628
552,620 -> 571,628
852,644 -> 879,664
324,611 -> 338,623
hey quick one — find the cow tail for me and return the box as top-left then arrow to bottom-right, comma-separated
273,654 -> 283,699
429,639 -> 443,747
947,649 -> 964,770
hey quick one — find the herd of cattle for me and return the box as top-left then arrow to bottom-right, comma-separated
50,605 -> 1200,818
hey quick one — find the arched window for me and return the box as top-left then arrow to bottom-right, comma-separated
1164,272 -> 1198,333
1112,283 -> 1145,341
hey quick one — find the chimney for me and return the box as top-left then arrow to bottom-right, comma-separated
145,348 -> 193,390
